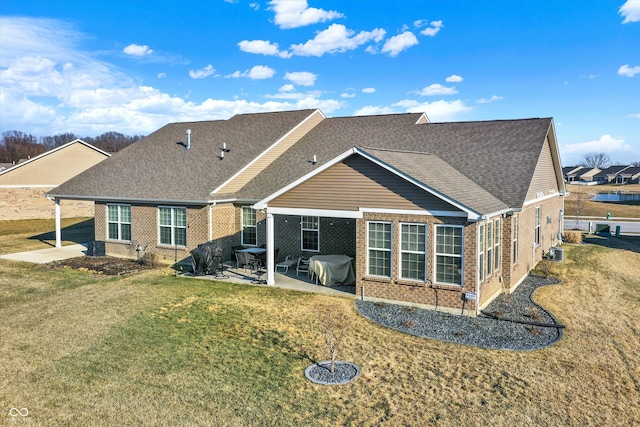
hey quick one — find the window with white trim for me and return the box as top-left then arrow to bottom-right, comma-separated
159,206 -> 186,246
241,207 -> 257,246
534,206 -> 541,246
486,220 -> 493,277
107,204 -> 131,241
513,215 -> 519,264
301,216 -> 319,252
367,221 -> 392,277
478,223 -> 485,283
435,225 -> 463,286
494,218 -> 501,272
400,223 -> 426,281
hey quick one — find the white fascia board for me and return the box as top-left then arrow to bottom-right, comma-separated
253,147 -> 358,210
354,148 -> 482,220
522,192 -> 561,207
211,109 -> 324,195
359,207 -> 468,218
546,120 -> 567,196
479,208 -> 513,220
262,207 -> 363,219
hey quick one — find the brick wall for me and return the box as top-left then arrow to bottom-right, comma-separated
354,212 -> 474,312
96,202 -> 209,264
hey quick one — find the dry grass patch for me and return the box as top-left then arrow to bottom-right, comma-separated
0,217 -> 93,254
1,236 -> 639,425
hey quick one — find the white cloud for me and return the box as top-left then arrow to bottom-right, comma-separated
189,64 -> 216,79
629,113 -> 640,118
561,135 -> 633,154
279,84 -> 295,92
290,24 -> 386,57
123,44 -> 153,56
249,2 -> 260,11
418,83 -> 457,96
618,64 -> 640,77
356,99 -> 471,122
0,16 -> 352,137
157,72 -> 166,78
476,95 -> 504,104
237,39 -> 291,58
226,65 -> 276,80
284,71 -> 317,86
420,20 -> 444,37
362,87 -> 376,93
269,0 -> 344,29
620,0 -> 640,23
445,74 -> 463,83
381,31 -> 419,57
394,99 -> 471,121
340,92 -> 355,98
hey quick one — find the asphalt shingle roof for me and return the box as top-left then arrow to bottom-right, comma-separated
50,109 -> 554,212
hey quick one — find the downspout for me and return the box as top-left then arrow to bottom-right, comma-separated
208,203 -> 215,242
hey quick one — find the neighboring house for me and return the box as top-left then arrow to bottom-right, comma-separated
593,165 -> 632,184
0,139 -> 110,220
48,109 -> 565,314
615,166 -> 640,184
563,166 -> 583,182
574,167 -> 600,183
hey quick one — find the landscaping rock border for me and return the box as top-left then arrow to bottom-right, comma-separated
304,361 -> 361,385
356,274 -> 563,351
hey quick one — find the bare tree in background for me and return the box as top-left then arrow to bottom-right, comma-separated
574,191 -> 590,230
581,152 -> 611,169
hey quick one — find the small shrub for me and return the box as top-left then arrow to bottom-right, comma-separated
536,259 -> 554,278
564,231 -> 582,244
139,252 -> 159,267
315,304 -> 349,373
405,306 -> 415,313
528,326 -> 543,335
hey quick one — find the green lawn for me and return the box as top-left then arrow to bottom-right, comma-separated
1,226 -> 639,425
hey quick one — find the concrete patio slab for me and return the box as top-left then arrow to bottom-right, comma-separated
0,243 -> 87,264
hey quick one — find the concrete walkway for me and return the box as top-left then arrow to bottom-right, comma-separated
0,243 -> 87,264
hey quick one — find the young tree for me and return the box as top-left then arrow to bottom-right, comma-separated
581,152 -> 610,169
315,304 -> 349,374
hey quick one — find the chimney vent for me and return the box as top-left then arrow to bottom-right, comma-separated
186,129 -> 192,150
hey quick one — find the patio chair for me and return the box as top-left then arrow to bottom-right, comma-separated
235,250 -> 248,271
276,255 -> 296,273
296,257 -> 314,281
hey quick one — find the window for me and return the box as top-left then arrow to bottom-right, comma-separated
107,204 -> 131,241
400,223 -> 426,281
241,207 -> 257,246
435,225 -> 463,286
301,216 -> 319,252
478,223 -> 485,282
159,206 -> 186,247
494,218 -> 501,272
513,215 -> 519,264
368,221 -> 392,277
486,221 -> 493,277
534,206 -> 541,246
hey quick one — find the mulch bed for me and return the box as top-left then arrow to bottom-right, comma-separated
41,256 -> 160,276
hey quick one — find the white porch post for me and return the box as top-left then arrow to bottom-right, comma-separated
55,198 -> 62,248
266,211 -> 275,285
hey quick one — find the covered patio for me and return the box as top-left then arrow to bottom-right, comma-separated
183,260 -> 356,298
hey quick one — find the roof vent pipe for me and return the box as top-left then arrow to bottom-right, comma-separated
186,129 -> 191,150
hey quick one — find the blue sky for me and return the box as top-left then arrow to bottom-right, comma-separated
1,0 -> 638,166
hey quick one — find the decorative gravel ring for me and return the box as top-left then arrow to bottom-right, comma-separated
304,361 -> 361,385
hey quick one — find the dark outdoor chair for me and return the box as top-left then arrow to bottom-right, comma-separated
235,250 -> 249,271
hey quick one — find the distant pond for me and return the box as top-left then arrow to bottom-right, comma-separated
591,192 -> 640,202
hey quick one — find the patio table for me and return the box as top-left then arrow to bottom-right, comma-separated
309,255 -> 355,286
